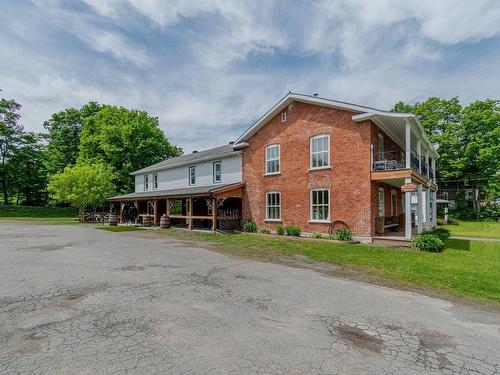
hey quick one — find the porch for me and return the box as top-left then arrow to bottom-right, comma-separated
107,183 -> 244,232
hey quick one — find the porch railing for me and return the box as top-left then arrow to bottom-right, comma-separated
372,151 -> 405,171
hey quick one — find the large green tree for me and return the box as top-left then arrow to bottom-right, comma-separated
78,105 -> 181,193
47,163 -> 116,221
11,132 -> 47,205
0,94 -> 23,205
43,102 -> 102,175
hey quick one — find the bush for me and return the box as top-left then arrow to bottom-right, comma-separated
258,228 -> 271,234
242,220 -> 257,233
429,227 -> 451,241
333,228 -> 352,241
275,224 -> 285,235
285,225 -> 301,237
411,233 -> 444,252
311,232 -> 324,239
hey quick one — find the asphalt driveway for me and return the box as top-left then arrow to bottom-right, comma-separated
0,223 -> 499,374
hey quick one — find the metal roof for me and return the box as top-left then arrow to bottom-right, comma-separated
131,144 -> 238,175
108,183 -> 241,201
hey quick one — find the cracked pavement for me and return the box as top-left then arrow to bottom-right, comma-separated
0,223 -> 499,374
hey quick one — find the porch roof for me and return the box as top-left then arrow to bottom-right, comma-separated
107,183 -> 244,201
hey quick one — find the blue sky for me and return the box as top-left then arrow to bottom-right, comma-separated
1,0 -> 499,152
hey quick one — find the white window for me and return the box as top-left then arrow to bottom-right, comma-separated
265,144 -> 280,174
189,166 -> 196,186
378,188 -> 385,217
153,173 -> 158,190
213,161 -> 222,183
310,134 -> 330,169
310,189 -> 330,221
144,175 -> 149,191
266,192 -> 281,220
280,112 -> 287,123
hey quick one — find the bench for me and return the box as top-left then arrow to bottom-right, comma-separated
384,216 -> 400,231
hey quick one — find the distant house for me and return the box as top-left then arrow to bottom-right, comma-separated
109,92 -> 438,243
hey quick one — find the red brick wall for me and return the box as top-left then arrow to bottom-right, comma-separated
241,101 -> 374,237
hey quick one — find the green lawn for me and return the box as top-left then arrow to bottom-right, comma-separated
97,226 -> 144,232
158,230 -> 500,304
444,220 -> 500,239
0,205 -> 79,224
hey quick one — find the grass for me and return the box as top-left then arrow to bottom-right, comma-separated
97,226 -> 144,232
444,220 -> 500,239
0,217 -> 77,224
0,205 -> 78,218
158,229 -> 500,304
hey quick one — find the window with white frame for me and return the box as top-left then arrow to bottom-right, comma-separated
280,112 -> 287,123
144,175 -> 149,191
310,189 -> 330,221
153,173 -> 158,190
265,144 -> 280,174
189,166 -> 196,186
213,161 -> 222,183
310,134 -> 330,169
378,188 -> 385,217
266,192 -> 281,220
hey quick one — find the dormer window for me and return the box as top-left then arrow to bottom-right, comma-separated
280,112 -> 287,123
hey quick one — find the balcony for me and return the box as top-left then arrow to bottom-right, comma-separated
372,151 -> 406,171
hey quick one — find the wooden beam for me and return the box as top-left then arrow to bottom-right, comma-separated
188,197 -> 193,230
166,197 -> 170,216
211,197 -> 217,232
153,198 -> 158,226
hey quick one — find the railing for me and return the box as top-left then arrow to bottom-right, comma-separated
410,151 -> 420,170
429,169 -> 434,181
421,158 -> 428,176
372,151 -> 406,171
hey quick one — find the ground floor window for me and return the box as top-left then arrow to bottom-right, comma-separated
378,187 -> 385,217
391,190 -> 397,216
266,192 -> 281,220
310,189 -> 329,221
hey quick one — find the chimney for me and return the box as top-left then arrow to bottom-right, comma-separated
313,93 -> 319,97
229,141 -> 234,145
192,150 -> 198,153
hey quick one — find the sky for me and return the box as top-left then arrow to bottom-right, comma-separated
1,0 -> 499,153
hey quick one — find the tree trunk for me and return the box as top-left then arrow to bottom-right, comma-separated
473,188 -> 480,217
80,207 -> 85,222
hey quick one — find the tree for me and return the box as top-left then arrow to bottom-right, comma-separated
78,105 -> 181,193
47,163 -> 116,221
0,94 -> 23,205
11,132 -> 47,205
43,102 -> 101,175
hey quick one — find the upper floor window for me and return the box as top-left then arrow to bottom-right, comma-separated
265,144 -> 280,174
280,112 -> 287,123
310,134 -> 330,169
144,175 -> 149,191
213,161 -> 222,183
189,166 -> 196,186
153,173 -> 158,190
310,189 -> 330,221
266,192 -> 281,220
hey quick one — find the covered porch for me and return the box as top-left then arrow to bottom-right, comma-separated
372,169 -> 438,243
107,183 -> 244,232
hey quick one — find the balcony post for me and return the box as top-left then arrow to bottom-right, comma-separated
404,177 -> 412,239
425,187 -> 431,231
416,184 -> 423,234
432,190 -> 437,228
405,120 -> 411,169
431,158 -> 436,182
370,144 -> 374,170
417,139 -> 422,173
425,150 -> 430,178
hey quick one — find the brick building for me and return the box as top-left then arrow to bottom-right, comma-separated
109,92 -> 438,243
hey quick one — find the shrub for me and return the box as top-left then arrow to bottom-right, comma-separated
285,225 -> 301,237
311,232 -> 324,239
242,220 -> 257,233
258,228 -> 271,234
333,229 -> 352,241
429,227 -> 451,241
275,224 -> 285,235
411,233 -> 444,252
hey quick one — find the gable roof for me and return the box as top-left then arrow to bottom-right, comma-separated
131,144 -> 237,175
233,92 -> 438,157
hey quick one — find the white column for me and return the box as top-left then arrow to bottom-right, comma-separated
405,120 -> 411,169
425,188 -> 431,231
431,158 -> 436,182
405,177 -> 412,239
432,191 -> 437,228
425,150 -> 430,179
416,184 -> 423,234
417,139 -> 422,173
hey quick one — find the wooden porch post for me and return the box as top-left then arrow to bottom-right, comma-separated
211,197 -> 217,232
188,197 -> 193,230
404,178 -> 412,240
153,198 -> 158,226
166,198 -> 170,215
